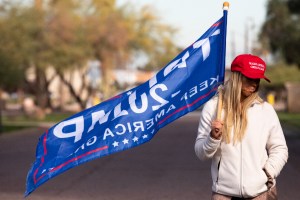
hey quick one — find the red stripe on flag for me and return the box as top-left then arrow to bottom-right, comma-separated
35,146 -> 108,184
211,21 -> 222,27
33,130 -> 49,184
49,146 -> 108,172
33,130 -> 108,184
158,86 -> 218,125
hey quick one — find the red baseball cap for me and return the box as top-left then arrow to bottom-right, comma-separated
231,54 -> 270,82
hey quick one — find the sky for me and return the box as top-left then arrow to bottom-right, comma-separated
117,0 -> 268,64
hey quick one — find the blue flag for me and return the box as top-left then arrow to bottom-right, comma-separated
25,11 -> 228,196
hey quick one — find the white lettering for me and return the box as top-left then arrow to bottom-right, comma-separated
199,80 -> 208,91
163,51 -> 189,77
146,119 -> 154,130
129,91 -> 148,114
86,136 -> 97,146
53,116 -> 84,143
113,103 -> 128,120
149,75 -> 157,88
103,128 -> 114,140
115,124 -> 126,135
181,92 -> 188,101
193,38 -> 210,60
127,122 -> 132,133
155,109 -> 165,121
88,110 -> 111,133
210,76 -> 219,85
193,29 -> 220,61
75,143 -> 85,153
75,136 -> 97,153
189,86 -> 197,97
166,104 -> 176,113
133,121 -> 145,132
151,84 -> 169,111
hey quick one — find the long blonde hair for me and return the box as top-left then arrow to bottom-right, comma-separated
221,72 -> 263,144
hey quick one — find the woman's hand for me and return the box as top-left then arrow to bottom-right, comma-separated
210,120 -> 223,140
263,168 -> 274,190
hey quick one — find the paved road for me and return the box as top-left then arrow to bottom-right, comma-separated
0,112 -> 299,200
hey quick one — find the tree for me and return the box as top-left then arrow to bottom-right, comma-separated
0,2 -> 55,109
0,0 -> 93,109
0,49 -> 24,93
0,0 -> 180,110
41,0 -> 92,109
127,5 -> 180,71
260,0 -> 300,68
80,1 -> 179,97
0,2 -> 31,92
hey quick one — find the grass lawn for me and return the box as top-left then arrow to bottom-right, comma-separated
1,111 -> 299,134
277,112 -> 300,129
1,125 -> 32,133
3,112 -> 74,123
1,112 -> 74,134
42,112 -> 74,122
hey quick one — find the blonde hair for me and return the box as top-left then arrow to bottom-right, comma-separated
221,72 -> 263,144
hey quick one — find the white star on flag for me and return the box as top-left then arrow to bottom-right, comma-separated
142,134 -> 148,139
112,141 -> 119,147
122,139 -> 129,144
132,136 -> 138,142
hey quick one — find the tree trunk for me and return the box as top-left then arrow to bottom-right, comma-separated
98,52 -> 116,99
57,72 -> 85,110
35,68 -> 49,109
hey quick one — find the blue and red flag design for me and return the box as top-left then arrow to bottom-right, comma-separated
25,11 -> 228,196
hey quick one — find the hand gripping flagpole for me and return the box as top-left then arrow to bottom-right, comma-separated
217,2 -> 229,121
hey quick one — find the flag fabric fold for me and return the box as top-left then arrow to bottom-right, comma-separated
25,12 -> 228,196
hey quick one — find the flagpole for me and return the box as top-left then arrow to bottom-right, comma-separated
217,2 -> 229,121
221,1 -> 229,80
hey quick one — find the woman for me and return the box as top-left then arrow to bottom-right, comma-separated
195,54 -> 288,199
